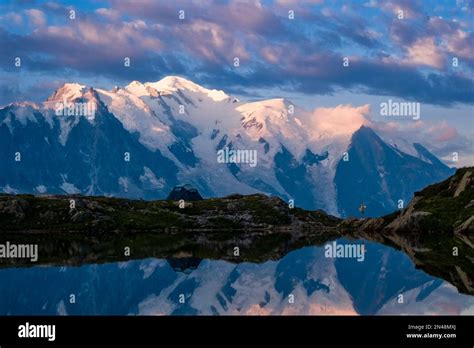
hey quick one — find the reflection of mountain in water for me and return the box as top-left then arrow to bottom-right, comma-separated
1,167 -> 472,296
0,240 -> 472,316
0,167 -> 472,315
334,242 -> 433,314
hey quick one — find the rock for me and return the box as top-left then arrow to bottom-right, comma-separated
40,211 -> 58,222
455,216 -> 474,247
456,216 -> 474,232
386,210 -> 431,232
339,217 -> 364,229
225,193 -> 244,200
0,198 -> 29,220
86,200 -> 103,211
91,215 -> 112,227
70,211 -> 93,223
167,184 -> 203,201
360,217 -> 386,232
453,170 -> 472,197
172,201 -> 193,208
465,200 -> 474,209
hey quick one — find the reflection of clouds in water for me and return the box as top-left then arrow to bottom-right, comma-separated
0,241 -> 472,316
137,254 -> 358,315
460,305 -> 474,315
378,282 -> 474,315
137,247 -> 374,315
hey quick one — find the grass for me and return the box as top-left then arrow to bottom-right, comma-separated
0,192 -> 338,232
414,171 -> 473,232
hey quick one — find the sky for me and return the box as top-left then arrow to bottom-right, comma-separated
0,0 -> 473,165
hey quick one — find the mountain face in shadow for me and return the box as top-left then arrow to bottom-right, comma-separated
0,98 -> 178,199
334,126 -> 454,217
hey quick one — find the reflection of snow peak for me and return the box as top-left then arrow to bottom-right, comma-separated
324,241 -> 365,262
217,147 -> 258,167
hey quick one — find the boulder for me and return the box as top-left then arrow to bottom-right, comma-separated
166,184 -> 203,201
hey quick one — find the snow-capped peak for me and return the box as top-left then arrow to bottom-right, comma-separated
124,80 -> 148,96
149,75 -> 203,91
47,83 -> 87,102
237,97 -> 306,133
1,75 -> 455,220
125,76 -> 231,102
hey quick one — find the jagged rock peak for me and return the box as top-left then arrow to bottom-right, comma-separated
167,184 -> 203,201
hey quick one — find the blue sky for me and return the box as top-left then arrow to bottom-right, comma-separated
0,0 -> 473,163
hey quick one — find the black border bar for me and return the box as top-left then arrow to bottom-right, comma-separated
0,315 -> 472,346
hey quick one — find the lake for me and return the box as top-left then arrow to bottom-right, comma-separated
0,238 -> 472,315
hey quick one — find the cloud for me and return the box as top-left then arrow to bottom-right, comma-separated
405,37 -> 445,69
260,46 -> 282,64
95,8 -> 121,21
444,28 -> 474,66
371,117 -> 473,167
0,0 -> 472,107
308,104 -> 372,138
25,9 -> 46,27
275,0 -> 323,6
0,12 -> 23,25
427,121 -> 459,142
380,0 -> 422,19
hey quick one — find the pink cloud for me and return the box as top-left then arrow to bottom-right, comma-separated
444,29 -> 473,61
95,8 -> 122,21
381,0 -> 420,19
25,9 -> 46,27
309,104 -> 372,138
276,0 -> 324,6
427,121 -> 459,142
405,37 -> 445,69
260,46 -> 282,64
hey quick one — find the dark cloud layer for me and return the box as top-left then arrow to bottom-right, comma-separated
0,0 -> 473,105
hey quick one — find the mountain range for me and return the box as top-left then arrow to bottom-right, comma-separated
0,76 -> 455,217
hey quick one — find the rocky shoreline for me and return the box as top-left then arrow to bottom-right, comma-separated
0,191 -> 341,233
0,167 -> 472,294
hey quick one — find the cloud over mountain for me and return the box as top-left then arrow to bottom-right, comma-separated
0,0 -> 473,106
